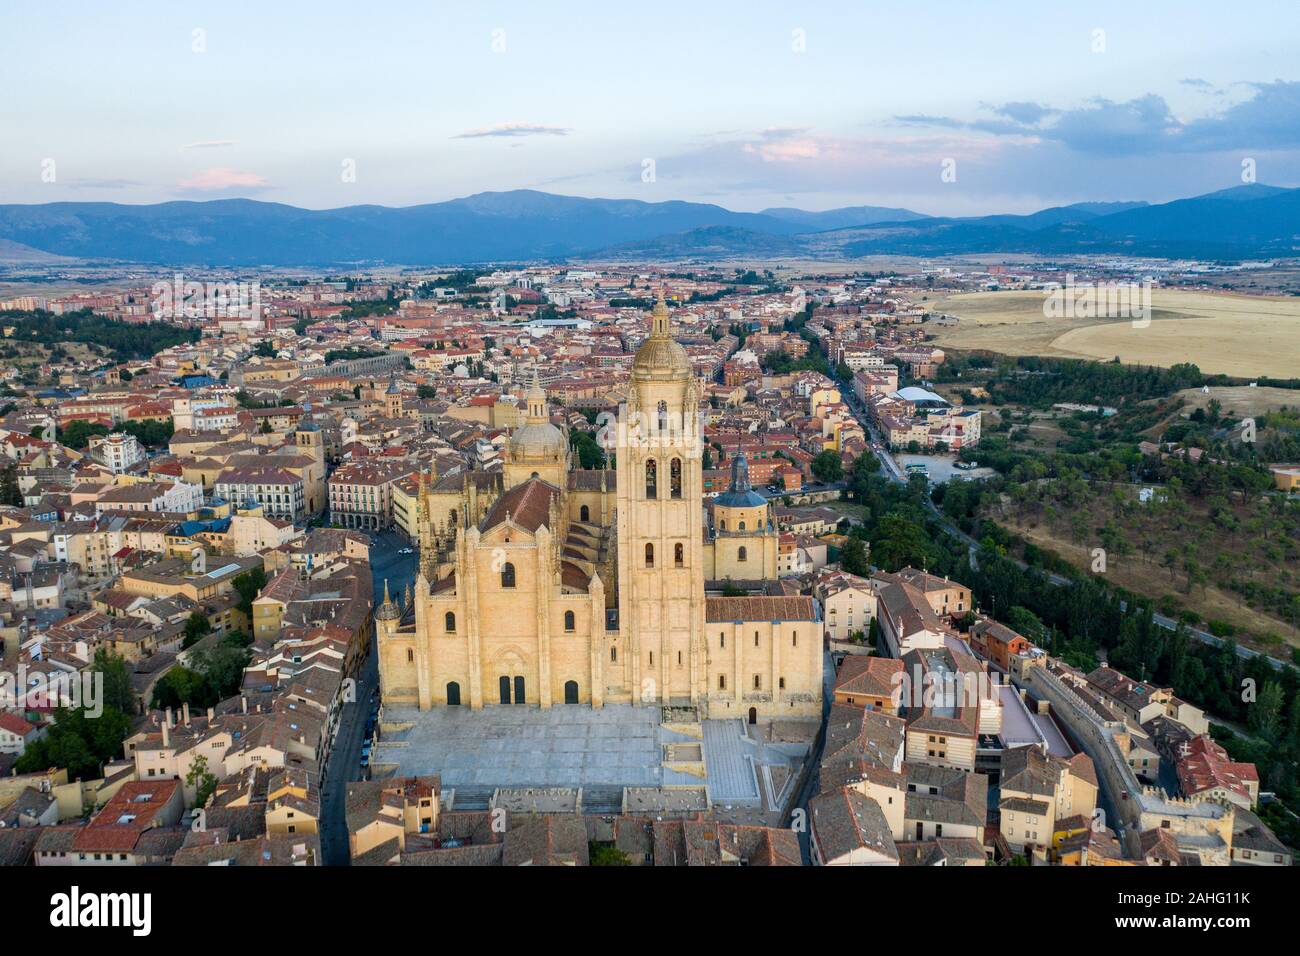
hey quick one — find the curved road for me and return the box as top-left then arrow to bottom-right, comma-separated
841,392 -> 1289,672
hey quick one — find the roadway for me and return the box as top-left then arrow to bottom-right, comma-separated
318,528 -> 418,866
840,392 -> 1288,671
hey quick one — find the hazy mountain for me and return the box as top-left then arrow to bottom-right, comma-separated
597,226 -> 803,260
0,191 -> 807,267
0,186 -> 1295,266
757,204 -> 928,230
821,187 -> 1300,260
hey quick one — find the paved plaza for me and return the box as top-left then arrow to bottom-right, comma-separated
374,703 -> 668,789
372,703 -> 814,813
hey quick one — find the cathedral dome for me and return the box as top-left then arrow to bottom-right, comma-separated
509,421 -> 567,462
510,371 -> 567,463
632,294 -> 691,382
714,451 -> 767,508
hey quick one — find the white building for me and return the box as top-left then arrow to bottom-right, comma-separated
87,432 -> 145,474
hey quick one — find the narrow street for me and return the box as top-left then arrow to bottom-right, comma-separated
318,530 -> 418,866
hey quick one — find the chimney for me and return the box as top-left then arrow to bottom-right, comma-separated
182,703 -> 191,725
161,720 -> 170,748
241,696 -> 248,714
165,706 -> 174,728
207,707 -> 215,721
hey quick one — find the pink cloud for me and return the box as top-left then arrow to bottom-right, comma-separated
177,167 -> 269,191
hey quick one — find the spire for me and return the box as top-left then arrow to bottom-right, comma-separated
376,578 -> 400,620
651,289 -> 672,338
526,367 -> 547,423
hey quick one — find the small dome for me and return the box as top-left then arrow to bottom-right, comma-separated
714,451 -> 767,508
510,421 -> 567,462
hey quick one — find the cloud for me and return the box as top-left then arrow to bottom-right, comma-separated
176,167 -> 270,192
892,81 -> 1300,156
635,126 -> 1012,199
990,101 -> 1055,125
182,140 -> 237,150
63,177 -> 144,190
452,123 -> 571,139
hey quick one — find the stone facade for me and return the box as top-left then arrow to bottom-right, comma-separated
377,296 -> 822,719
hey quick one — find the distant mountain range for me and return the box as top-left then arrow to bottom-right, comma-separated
0,185 -> 1295,266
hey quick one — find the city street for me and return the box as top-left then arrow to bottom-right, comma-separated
318,529 -> 418,866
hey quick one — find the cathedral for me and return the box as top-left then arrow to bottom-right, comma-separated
376,295 -> 823,720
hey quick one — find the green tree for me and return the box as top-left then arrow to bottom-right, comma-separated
0,465 -> 21,506
186,753 -> 219,807
92,647 -> 135,715
588,842 -> 632,866
811,450 -> 843,484
840,536 -> 870,576
183,611 -> 212,649
1249,681 -> 1285,741
871,512 -> 935,572
232,568 -> 268,618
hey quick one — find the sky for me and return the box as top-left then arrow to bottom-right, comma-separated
3,0 -> 1300,215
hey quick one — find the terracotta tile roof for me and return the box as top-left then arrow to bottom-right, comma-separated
704,595 -> 818,623
479,477 -> 560,533
834,656 -> 903,698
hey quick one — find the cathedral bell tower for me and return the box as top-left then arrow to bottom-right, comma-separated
616,292 -> 705,708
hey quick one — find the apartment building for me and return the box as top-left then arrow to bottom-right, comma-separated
327,459 -> 417,531
214,466 -> 306,522
87,431 -> 145,474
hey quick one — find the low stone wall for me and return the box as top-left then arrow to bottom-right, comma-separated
1021,666 -> 1143,841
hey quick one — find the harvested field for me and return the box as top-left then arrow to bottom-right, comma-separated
929,289 -> 1300,379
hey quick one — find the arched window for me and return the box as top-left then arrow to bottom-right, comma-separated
445,611 -> 456,632
644,543 -> 654,568
674,543 -> 684,567
792,632 -> 798,647
657,399 -> 668,432
738,546 -> 748,562
611,646 -> 618,663
738,520 -> 746,531
580,504 -> 590,522
670,458 -> 682,498
564,610 -> 576,632
719,674 -> 727,690
500,562 -> 516,589
754,632 -> 760,647
779,677 -> 786,690
449,509 -> 457,525
645,458 -> 657,499
753,674 -> 761,690
719,519 -> 726,531
720,633 -> 726,649
406,648 -> 414,663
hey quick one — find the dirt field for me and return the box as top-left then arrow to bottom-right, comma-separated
1173,385 -> 1300,418
929,289 -> 1300,379
1002,518 -> 1299,653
